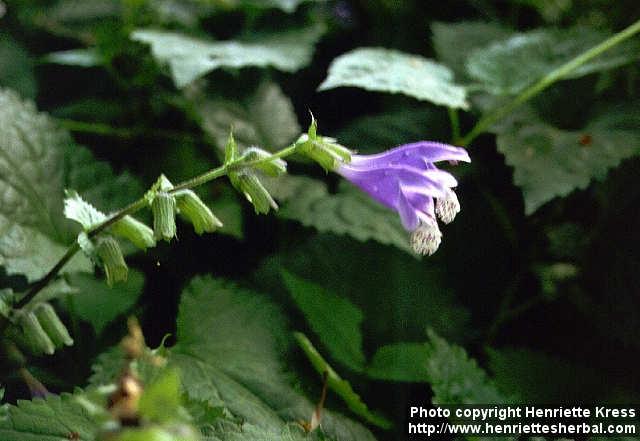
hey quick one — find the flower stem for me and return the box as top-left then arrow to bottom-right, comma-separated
459,18 -> 640,147
448,107 -> 461,144
13,143 -> 300,311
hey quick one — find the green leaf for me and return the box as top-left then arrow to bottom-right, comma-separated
267,176 -> 413,254
366,343 -> 429,382
431,21 -> 510,80
282,270 -> 366,371
467,27 -> 640,95
425,329 -> 507,405
0,89 -> 92,280
132,26 -> 324,88
0,35 -> 37,99
318,47 -> 468,109
294,332 -> 391,429
42,49 -> 102,67
495,105 -> 640,213
0,392 -> 98,441
64,190 -> 107,231
199,82 -> 300,152
170,276 -> 376,441
65,270 -> 145,335
138,369 -> 182,423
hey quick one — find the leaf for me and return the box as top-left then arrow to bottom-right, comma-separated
0,89 -> 91,280
282,270 -> 366,372
431,21 -> 510,80
132,26 -> 324,88
199,82 -> 300,152
0,392 -> 98,441
495,105 -> 640,213
424,329 -> 507,405
65,270 -> 145,335
63,191 -> 106,231
267,175 -> 413,254
170,276 -> 376,441
0,35 -> 37,99
42,49 -> 102,67
365,343 -> 429,382
318,47 -> 468,109
294,332 -> 391,429
467,27 -> 640,95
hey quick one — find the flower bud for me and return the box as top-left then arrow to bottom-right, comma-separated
111,215 -> 156,250
229,170 -> 278,214
295,119 -> 352,171
175,190 -> 223,235
435,189 -> 460,224
410,222 -> 442,256
152,192 -> 177,241
33,303 -> 73,347
97,236 -> 128,286
241,147 -> 287,176
18,311 -> 55,355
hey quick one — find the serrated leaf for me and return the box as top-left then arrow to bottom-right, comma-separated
366,343 -> 429,382
294,332 -> 391,429
65,270 -> 145,335
467,27 -> 640,95
282,270 -> 365,371
64,191 -> 107,231
132,26 -> 324,88
0,392 -> 98,441
170,276 -> 376,441
425,329 -> 507,405
199,82 -> 300,152
0,35 -> 37,99
431,21 -> 510,80
495,105 -> 640,213
318,47 -> 468,109
267,175 -> 413,254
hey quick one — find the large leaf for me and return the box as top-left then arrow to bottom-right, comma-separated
467,27 -> 640,95
431,21 -> 510,81
366,343 -> 430,383
0,393 -> 98,441
282,270 -> 366,371
199,82 -> 300,152
495,105 -> 640,213
170,276 -> 377,441
132,26 -> 324,88
266,175 -> 413,254
0,89 -> 142,280
318,47 -> 468,109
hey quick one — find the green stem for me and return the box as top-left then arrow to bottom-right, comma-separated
14,143 -> 300,311
448,107 -> 461,144
460,18 -> 640,147
58,119 -> 201,143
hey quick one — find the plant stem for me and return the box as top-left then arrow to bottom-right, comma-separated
448,107 -> 461,144
459,18 -> 640,147
14,144 -> 300,311
58,119 -> 201,143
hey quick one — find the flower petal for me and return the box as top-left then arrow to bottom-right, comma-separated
349,142 -> 470,169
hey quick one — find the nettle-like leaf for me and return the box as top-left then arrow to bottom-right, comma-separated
425,329 -> 507,405
265,175 -> 413,254
0,392 -> 98,441
318,47 -> 468,109
65,270 -> 145,335
132,26 -> 324,88
495,105 -> 640,214
199,82 -> 300,152
430,21 -> 510,81
282,270 -> 366,372
467,27 -> 640,95
170,276 -> 377,441
366,343 -> 430,383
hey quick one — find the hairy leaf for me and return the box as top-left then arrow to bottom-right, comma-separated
282,270 -> 366,371
171,276 -> 376,441
266,176 -> 412,254
0,393 -> 98,441
318,47 -> 468,109
425,329 -> 507,404
366,343 -> 430,382
294,332 -> 391,429
199,82 -> 300,152
467,27 -> 640,95
496,105 -> 640,213
132,26 -> 324,88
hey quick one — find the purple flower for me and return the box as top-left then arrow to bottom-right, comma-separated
336,142 -> 470,255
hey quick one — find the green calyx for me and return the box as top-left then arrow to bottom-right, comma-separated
175,190 -> 223,235
111,215 -> 156,250
96,236 -> 128,286
240,146 -> 287,176
295,117 -> 352,171
33,302 -> 73,347
229,170 -> 278,214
